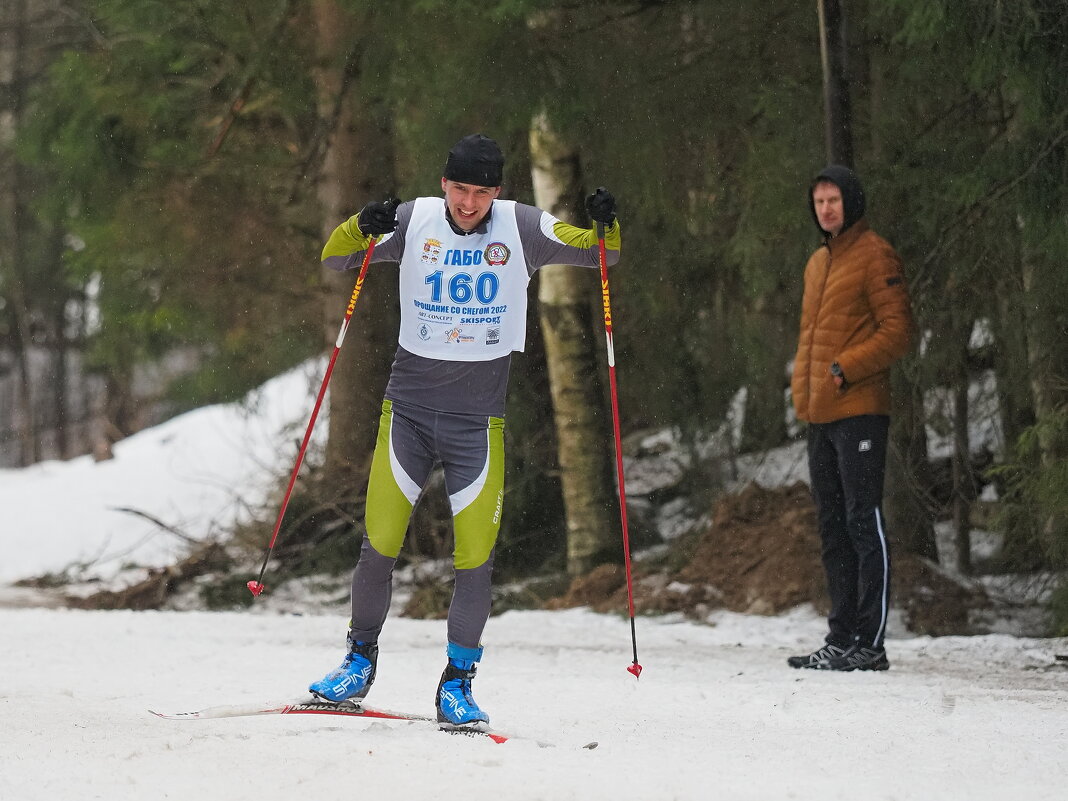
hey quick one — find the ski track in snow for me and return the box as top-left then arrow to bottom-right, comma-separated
2,606 -> 1066,801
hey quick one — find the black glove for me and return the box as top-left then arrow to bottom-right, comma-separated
357,197 -> 401,236
585,187 -> 617,225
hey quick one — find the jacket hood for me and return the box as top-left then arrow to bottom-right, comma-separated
809,164 -> 866,237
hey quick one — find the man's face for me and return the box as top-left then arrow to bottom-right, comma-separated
812,181 -> 844,237
441,178 -> 501,231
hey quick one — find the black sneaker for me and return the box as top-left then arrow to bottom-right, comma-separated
787,643 -> 849,669
821,644 -> 890,672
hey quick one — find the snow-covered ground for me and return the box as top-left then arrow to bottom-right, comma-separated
3,605 -> 1066,801
3,363 -> 1068,800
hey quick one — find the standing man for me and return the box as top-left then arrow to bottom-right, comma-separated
308,134 -> 620,728
788,164 -> 912,672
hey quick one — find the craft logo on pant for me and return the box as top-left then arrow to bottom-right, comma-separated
859,440 -> 872,452
493,489 -> 503,525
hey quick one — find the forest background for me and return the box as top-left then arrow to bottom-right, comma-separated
1,1 -> 1066,629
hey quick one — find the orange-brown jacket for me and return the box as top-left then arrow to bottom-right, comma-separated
791,218 -> 913,423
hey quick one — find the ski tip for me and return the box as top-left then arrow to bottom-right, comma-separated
247,580 -> 265,596
627,662 -> 643,679
148,709 -> 197,719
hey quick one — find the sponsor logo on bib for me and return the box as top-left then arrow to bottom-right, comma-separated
445,327 -> 474,344
484,242 -> 511,266
421,238 -> 443,264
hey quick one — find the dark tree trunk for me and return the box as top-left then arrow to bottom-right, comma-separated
885,368 -> 939,562
817,0 -> 854,167
741,290 -> 791,452
952,351 -> 973,574
0,0 -> 39,466
311,1 -> 398,490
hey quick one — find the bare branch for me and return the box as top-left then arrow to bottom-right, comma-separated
108,506 -> 199,545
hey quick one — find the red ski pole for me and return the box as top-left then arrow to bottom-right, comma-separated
247,236 -> 379,597
596,221 -> 642,679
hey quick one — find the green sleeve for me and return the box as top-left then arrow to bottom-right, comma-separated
321,215 -> 371,261
550,219 -> 621,255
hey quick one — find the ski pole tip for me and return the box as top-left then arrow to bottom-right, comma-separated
247,580 -> 265,597
627,662 -> 642,679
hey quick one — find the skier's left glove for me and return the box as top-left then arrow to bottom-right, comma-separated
357,197 -> 401,236
585,187 -> 617,226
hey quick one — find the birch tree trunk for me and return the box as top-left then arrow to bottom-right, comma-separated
530,111 -> 619,576
311,1 -> 398,489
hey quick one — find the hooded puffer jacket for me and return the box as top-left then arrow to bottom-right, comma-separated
791,166 -> 913,424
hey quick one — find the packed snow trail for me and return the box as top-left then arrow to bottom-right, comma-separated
3,605 -> 1066,801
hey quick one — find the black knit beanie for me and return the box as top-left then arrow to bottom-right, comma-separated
443,134 -> 504,187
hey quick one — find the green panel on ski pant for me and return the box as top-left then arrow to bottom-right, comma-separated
364,400 -> 414,559
452,416 -> 505,570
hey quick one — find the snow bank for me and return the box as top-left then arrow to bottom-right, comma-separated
0,360 -> 326,583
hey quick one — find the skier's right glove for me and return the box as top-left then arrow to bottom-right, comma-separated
585,187 -> 617,226
357,197 -> 401,236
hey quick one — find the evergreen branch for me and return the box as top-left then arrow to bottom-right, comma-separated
204,0 -> 298,159
920,124 -> 1068,271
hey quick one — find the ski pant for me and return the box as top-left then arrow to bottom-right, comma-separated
806,414 -> 891,649
348,400 -> 505,651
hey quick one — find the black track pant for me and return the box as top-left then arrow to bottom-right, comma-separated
807,414 -> 891,649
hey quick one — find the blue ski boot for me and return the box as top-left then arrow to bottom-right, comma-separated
436,643 -> 489,728
309,639 -> 378,703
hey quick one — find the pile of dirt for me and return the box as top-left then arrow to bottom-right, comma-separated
550,482 -> 988,636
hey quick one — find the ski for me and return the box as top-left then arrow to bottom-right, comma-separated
149,696 -> 597,749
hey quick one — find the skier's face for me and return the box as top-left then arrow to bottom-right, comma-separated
812,181 -> 844,237
442,179 -> 501,231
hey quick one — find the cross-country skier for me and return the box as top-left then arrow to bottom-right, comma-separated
308,133 -> 620,728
